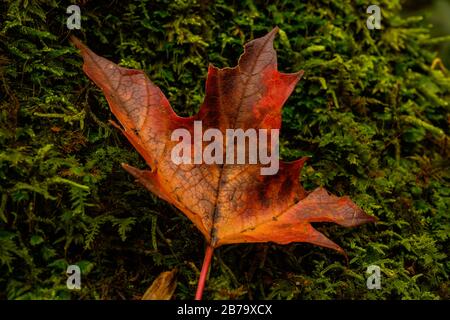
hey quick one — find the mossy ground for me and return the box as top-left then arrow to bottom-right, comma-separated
0,0 -> 449,300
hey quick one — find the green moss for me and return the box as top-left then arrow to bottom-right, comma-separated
0,0 -> 448,299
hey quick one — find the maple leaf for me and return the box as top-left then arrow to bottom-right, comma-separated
72,28 -> 376,299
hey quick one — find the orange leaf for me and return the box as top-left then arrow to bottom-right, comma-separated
72,28 -> 376,299
141,269 -> 177,300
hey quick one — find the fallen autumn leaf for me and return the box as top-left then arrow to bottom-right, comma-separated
72,27 -> 376,300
